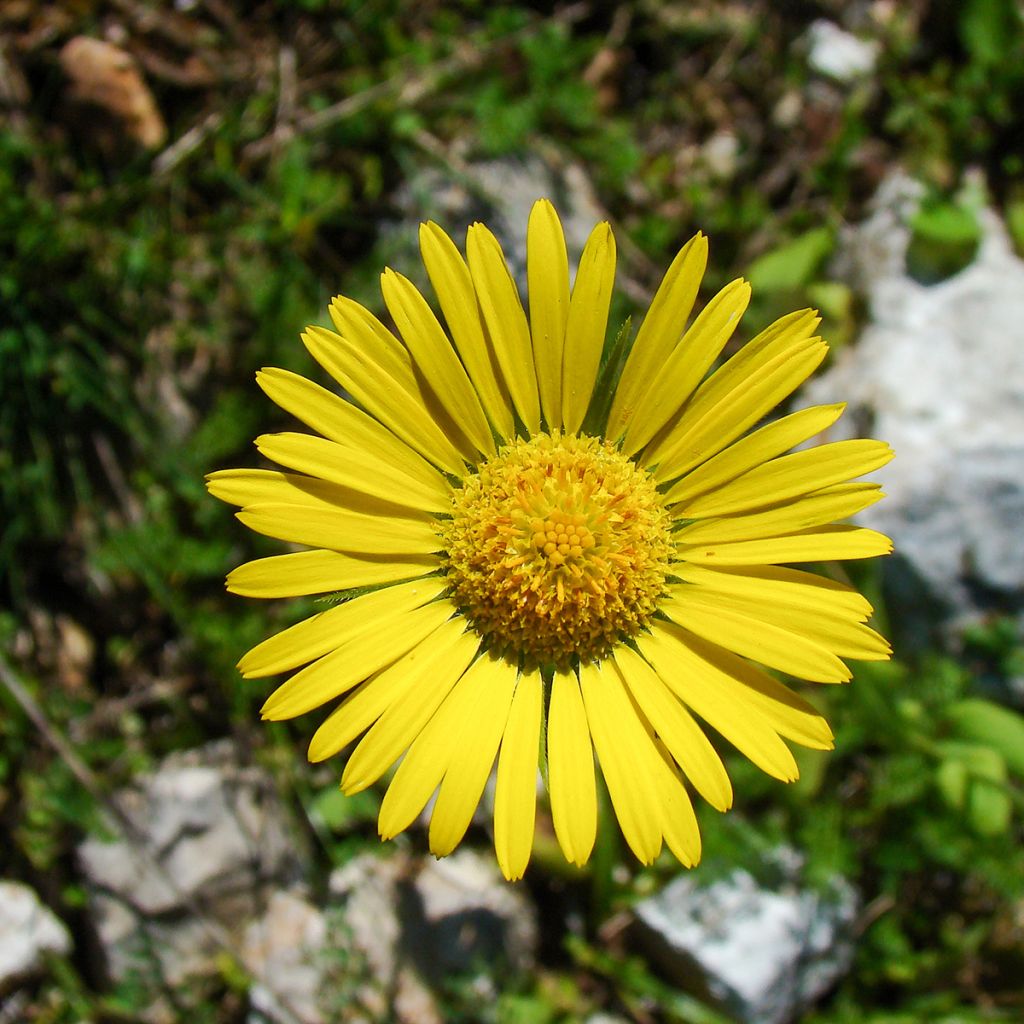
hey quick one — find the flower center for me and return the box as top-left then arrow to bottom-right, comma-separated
439,432 -> 673,668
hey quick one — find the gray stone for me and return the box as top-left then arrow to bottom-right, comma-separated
805,20 -> 879,82
412,849 -> 539,979
322,848 -> 540,1022
805,172 -> 1024,627
77,740 -> 306,994
0,881 -> 72,994
0,991 -> 29,1024
632,856 -> 859,1024
243,889 -> 328,1024
701,132 -> 740,181
392,155 -> 605,290
328,852 -> 441,1024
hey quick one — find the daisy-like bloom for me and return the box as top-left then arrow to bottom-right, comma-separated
208,200 -> 893,881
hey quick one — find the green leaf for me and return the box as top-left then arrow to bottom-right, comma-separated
910,200 -> 982,246
746,227 -> 834,292
959,0 -> 1022,67
309,785 -> 379,832
907,198 -> 982,282
933,740 -> 1012,836
1006,197 -> 1024,255
806,280 -> 852,321
968,775 -> 1012,836
946,698 -> 1024,776
935,757 -> 968,811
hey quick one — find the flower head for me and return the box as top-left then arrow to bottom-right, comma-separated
209,200 -> 893,880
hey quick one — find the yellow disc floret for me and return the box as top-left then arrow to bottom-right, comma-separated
440,432 -> 673,667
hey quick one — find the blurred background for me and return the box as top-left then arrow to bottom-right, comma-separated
2,1 -> 1024,1022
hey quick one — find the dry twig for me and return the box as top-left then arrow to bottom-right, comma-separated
241,3 -> 589,161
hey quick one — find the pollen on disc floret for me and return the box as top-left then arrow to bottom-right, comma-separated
439,431 -> 673,668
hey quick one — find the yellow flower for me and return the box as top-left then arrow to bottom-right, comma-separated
209,200 -> 893,881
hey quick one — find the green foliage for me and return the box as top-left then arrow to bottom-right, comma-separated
467,22 -> 605,158
746,227 -> 835,293
15,757 -> 99,872
884,0 -> 1024,181
907,192 -> 983,282
944,699 -> 1024,776
567,936 -> 735,1024
744,226 -> 857,346
0,132 -> 146,598
1007,194 -> 1024,253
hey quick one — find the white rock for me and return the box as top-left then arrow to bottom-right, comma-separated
325,848 -> 540,1022
473,158 -> 605,280
244,890 -> 328,1024
806,20 -> 880,82
806,172 -> 1024,621
701,132 -> 740,180
79,741 -> 300,914
77,741 -> 305,997
633,863 -> 858,1024
329,852 -> 441,1024
0,881 -> 72,993
413,849 -> 539,978
393,156 -> 605,291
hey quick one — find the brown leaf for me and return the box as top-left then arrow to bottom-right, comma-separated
59,36 -> 166,149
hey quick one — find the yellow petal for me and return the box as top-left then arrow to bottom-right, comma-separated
677,524 -> 894,565
705,308 -> 820,381
380,268 -> 495,457
649,737 -> 702,867
674,484 -> 884,541
340,625 -> 480,794
207,468 -> 355,510
308,615 -> 471,763
329,293 -> 483,459
621,279 -> 751,456
579,661 -> 663,865
669,569 -> 890,661
639,623 -> 799,781
658,789 -> 701,869
547,670 -> 597,867
672,631 -> 836,750
255,431 -> 452,513
260,598 -> 457,720
661,592 -> 852,682
466,223 -> 540,434
493,669 -> 542,881
527,199 -> 570,429
677,439 -> 894,518
328,295 -> 412,377
352,630 -> 479,831
642,310 -> 821,474
647,337 -> 828,480
613,646 -> 732,811
428,653 -> 519,856
419,222 -> 515,439
237,502 -> 439,556
332,296 -> 476,458
664,404 -> 846,505
672,563 -> 873,619
302,325 -> 465,476
255,368 -> 449,494
607,233 -> 708,441
226,550 -> 439,598
238,576 -> 445,678
562,222 -> 616,434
